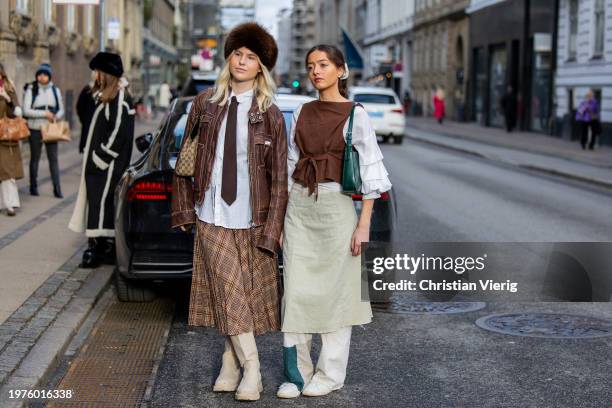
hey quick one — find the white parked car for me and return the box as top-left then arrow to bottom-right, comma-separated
348,86 -> 405,144
274,93 -> 315,136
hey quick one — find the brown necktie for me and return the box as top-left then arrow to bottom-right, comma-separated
221,96 -> 238,205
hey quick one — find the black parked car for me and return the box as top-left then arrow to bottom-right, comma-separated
114,96 -> 397,302
180,71 -> 216,97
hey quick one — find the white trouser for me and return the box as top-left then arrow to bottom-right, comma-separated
282,326 -> 352,390
0,179 -> 20,209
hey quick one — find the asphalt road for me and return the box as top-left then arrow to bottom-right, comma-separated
149,136 -> 612,408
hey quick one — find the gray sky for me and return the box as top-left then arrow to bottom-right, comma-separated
255,0 -> 293,39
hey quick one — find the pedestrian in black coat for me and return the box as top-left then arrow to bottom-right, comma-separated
69,52 -> 135,268
76,72 -> 97,153
500,85 -> 517,132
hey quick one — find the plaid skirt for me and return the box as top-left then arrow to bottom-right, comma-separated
188,220 -> 281,336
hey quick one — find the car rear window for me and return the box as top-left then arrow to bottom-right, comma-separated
165,100 -> 194,169
353,93 -> 396,104
195,81 -> 215,93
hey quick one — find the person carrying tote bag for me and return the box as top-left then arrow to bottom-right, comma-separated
22,63 -> 65,198
277,44 -> 392,399
0,63 -> 25,216
41,119 -> 71,142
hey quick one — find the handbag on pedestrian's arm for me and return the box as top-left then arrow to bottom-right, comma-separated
341,104 -> 362,195
0,117 -> 30,141
174,114 -> 199,177
41,120 -> 71,142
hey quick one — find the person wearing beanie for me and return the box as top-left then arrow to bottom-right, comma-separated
69,52 -> 135,269
171,22 -> 287,401
23,62 -> 65,198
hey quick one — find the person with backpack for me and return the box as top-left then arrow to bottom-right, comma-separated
23,63 -> 65,198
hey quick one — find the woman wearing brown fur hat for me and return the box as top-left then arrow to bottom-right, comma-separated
171,22 -> 288,401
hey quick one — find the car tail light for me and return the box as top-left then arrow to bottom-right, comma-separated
392,107 -> 404,114
128,181 -> 172,201
351,192 -> 390,201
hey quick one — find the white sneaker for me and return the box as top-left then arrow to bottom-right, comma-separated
276,382 -> 300,399
302,379 -> 338,397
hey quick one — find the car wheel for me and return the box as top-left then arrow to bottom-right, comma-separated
394,136 -> 403,145
386,135 -> 395,144
114,268 -> 156,302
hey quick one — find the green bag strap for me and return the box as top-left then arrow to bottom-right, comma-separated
346,103 -> 357,147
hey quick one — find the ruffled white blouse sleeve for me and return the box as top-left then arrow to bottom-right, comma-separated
346,105 -> 392,200
287,103 -> 303,192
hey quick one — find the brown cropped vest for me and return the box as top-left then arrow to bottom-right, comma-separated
292,100 -> 354,196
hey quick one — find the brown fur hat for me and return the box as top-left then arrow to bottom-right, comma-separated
224,22 -> 278,71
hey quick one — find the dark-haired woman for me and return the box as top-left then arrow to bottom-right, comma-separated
277,45 -> 391,399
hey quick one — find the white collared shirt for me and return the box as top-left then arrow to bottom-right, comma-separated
196,88 -> 254,229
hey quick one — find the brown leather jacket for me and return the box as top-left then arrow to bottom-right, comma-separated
171,89 -> 288,255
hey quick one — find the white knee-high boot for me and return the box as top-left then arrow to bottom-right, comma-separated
213,337 -> 241,392
230,332 -> 263,401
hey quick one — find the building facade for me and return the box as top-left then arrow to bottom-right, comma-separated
0,0 -> 102,128
555,0 -> 611,145
276,7 -> 292,86
467,0 -> 557,133
289,0 -> 316,93
412,0 -> 470,118
143,0 -> 179,102
105,0 -> 144,100
189,0 -> 220,71
361,0 -> 415,102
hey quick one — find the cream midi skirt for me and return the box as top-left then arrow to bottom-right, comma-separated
281,183 -> 372,333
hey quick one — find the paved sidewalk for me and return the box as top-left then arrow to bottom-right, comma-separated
406,117 -> 612,169
0,117 -> 160,406
405,118 -> 612,190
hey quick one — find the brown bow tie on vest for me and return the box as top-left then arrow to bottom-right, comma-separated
221,96 -> 238,205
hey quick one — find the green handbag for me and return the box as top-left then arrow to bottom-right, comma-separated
342,104 -> 362,195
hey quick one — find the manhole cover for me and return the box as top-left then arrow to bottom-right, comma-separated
475,313 -> 612,339
376,297 -> 486,315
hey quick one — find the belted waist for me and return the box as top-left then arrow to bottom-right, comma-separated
293,151 -> 343,198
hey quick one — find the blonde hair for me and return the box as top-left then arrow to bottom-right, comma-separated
209,56 -> 276,112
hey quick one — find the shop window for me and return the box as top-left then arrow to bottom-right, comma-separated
65,5 -> 76,32
85,5 -> 95,36
593,0 -> 605,57
488,44 -> 507,128
43,0 -> 54,23
568,0 -> 578,60
15,0 -> 29,13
